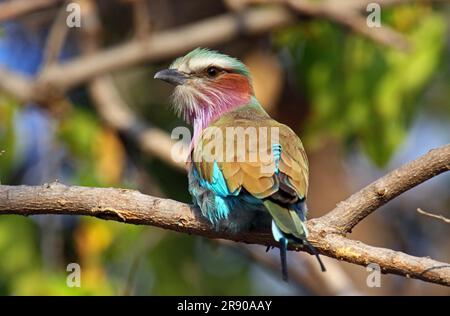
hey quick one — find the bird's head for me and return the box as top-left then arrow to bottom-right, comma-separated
154,48 -> 253,125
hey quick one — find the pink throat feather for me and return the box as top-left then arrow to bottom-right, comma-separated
188,86 -> 251,149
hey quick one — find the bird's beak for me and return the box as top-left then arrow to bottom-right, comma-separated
154,69 -> 188,86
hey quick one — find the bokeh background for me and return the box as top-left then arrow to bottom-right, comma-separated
0,0 -> 449,295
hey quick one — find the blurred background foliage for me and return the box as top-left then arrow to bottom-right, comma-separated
0,0 -> 449,295
276,5 -> 445,165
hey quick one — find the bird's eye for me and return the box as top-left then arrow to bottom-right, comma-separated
206,66 -> 219,77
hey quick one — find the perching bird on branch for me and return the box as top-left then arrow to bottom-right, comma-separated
155,48 -> 325,280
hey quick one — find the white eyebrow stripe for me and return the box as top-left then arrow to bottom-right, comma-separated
177,56 -> 233,74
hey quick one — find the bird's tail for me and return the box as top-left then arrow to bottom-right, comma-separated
264,200 -> 326,281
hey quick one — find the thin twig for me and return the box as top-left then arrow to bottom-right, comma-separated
417,208 -> 450,224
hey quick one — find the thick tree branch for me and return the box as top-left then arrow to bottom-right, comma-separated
0,182 -> 270,242
0,181 -> 449,286
1,144 -> 449,287
309,233 -> 450,286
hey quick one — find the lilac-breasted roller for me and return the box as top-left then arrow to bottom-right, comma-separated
155,48 -> 325,280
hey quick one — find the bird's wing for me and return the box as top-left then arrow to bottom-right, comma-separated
192,114 -> 308,203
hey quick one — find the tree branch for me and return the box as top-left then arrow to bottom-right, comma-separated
244,0 -> 411,51
36,6 -> 296,94
1,144 -> 449,286
0,182 -> 270,242
0,1 -> 428,104
0,67 -> 34,101
319,145 -> 450,233
0,6 -> 295,105
0,0 -> 62,22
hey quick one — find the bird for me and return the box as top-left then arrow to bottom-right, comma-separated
154,48 -> 325,280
